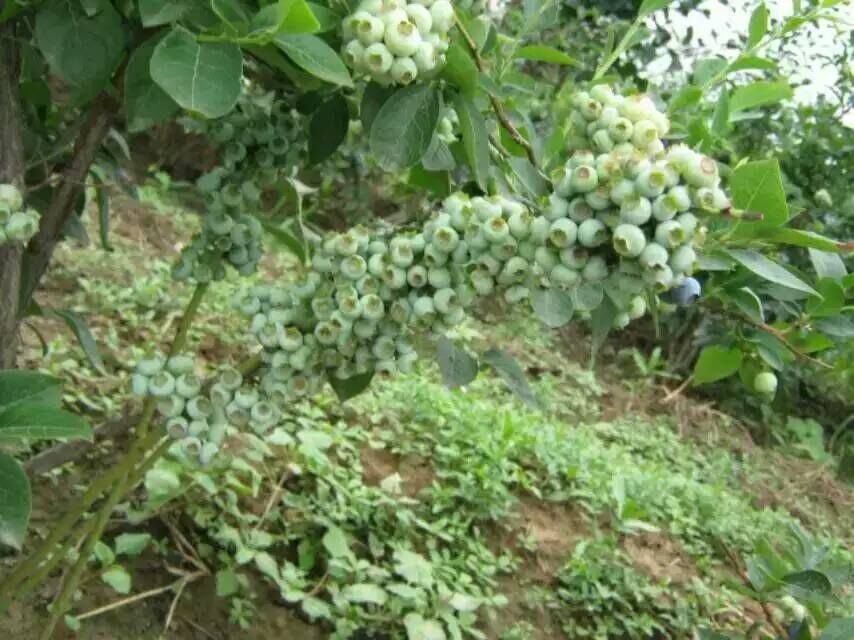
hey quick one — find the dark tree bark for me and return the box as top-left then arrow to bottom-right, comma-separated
0,21 -> 24,369
19,94 -> 114,313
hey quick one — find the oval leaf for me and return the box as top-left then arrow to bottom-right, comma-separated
530,289 -> 574,328
0,405 -> 92,443
514,44 -> 577,65
328,371 -> 374,402
274,34 -> 352,87
729,159 -> 788,228
0,370 -> 62,411
309,94 -> 350,164
0,452 -> 31,550
730,81 -> 792,113
481,348 -> 539,409
693,346 -> 743,385
452,92 -> 490,190
150,26 -> 243,118
727,249 -> 818,297
436,338 -> 478,388
371,84 -> 440,170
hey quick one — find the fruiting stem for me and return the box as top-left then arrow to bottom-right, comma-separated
34,283 -> 210,638
454,14 -> 538,168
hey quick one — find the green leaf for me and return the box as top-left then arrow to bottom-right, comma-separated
94,540 -> 115,566
264,223 -> 307,264
328,371 -> 374,402
280,0 -> 322,33
729,159 -> 788,228
572,282 -> 604,311
693,346 -> 744,384
638,0 -> 677,17
35,0 -> 125,103
727,249 -> 818,297
728,55 -> 778,72
814,316 -> 854,339
782,570 -> 833,598
807,280 -> 844,318
0,452 -> 31,550
590,295 -> 618,364
322,526 -> 351,558
692,57 -> 727,86
150,27 -> 243,118
43,308 -> 107,374
421,135 -> 456,172
114,533 -> 152,557
211,0 -> 250,31
481,349 -> 539,409
0,404 -> 92,443
274,34 -> 352,87
371,84 -> 440,170
822,618 -> 854,640
711,89 -> 729,136
0,370 -> 62,411
758,228 -> 846,253
669,86 -> 703,112
138,0 -> 189,26
730,81 -> 793,112
308,94 -> 349,164
124,34 -> 180,133
342,583 -> 388,605
89,169 -> 112,251
507,157 -> 549,198
435,338 -> 478,388
306,3 -> 342,32
216,569 -> 241,597
808,249 -> 847,281
530,289 -> 574,328
360,82 -> 394,131
730,286 -> 764,323
442,42 -> 479,97
404,614 -> 448,640
453,92 -> 490,191
748,3 -> 769,47
514,44 -> 577,65
408,166 -> 450,197
101,565 -> 132,594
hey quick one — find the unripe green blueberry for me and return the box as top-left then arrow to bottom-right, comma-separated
613,312 -> 630,329
175,373 -> 202,398
534,246 -> 559,272
430,0 -> 454,32
584,186 -> 611,211
548,218 -> 578,248
412,296 -> 435,319
544,194 -> 569,221
608,117 -> 634,142
643,263 -> 674,291
383,264 -> 407,289
655,220 -> 686,248
684,154 -> 719,188
137,357 -> 165,377
356,13 -> 385,45
5,212 -> 38,241
609,179 -> 636,206
186,396 -> 213,420
560,246 -> 588,269
652,194 -> 678,222
639,242 -> 669,269
413,40 -> 437,72
559,202 -> 590,230
550,264 -> 580,287
754,371 -> 778,395
579,97 -> 602,121
612,224 -> 647,257
530,216 -> 551,243
582,255 -> 608,282
471,272 -> 495,295
517,241 -> 536,261
669,245 -> 697,274
157,395 -> 185,418
433,287 -> 458,314
209,384 -> 232,409
627,295 -> 646,319
390,240 -> 414,267
592,130 -> 614,152
407,264 -> 428,288
508,210 -> 532,239
364,42 -> 394,74
482,216 -> 510,243
636,167 -> 668,198
631,120 -> 659,150
423,244 -> 448,266
577,218 -> 608,247
676,212 -> 699,238
501,256 -> 529,283
620,196 -> 652,225
219,367 -> 243,391
390,57 -> 418,84
622,153 -> 650,179
428,266 -> 451,289
341,254 -> 368,280
167,417 -> 189,439
188,420 -> 209,439
570,165 -> 598,193
384,17 -> 422,57
148,371 -> 176,397
432,226 -> 459,252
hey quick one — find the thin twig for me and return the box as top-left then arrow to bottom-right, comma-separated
663,376 -> 693,404
76,580 -> 180,622
454,15 -> 538,168
177,614 -> 222,640
164,574 -> 195,634
254,471 -> 289,531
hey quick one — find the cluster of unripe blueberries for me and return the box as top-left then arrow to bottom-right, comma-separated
0,184 -> 40,247
132,355 -> 288,464
173,93 -> 303,283
341,0 -> 455,86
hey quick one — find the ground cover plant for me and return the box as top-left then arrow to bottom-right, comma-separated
0,0 -> 852,638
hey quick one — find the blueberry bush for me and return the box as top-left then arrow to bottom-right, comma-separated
0,0 -> 851,638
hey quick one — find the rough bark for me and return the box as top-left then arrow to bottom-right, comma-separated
19,95 -> 114,313
0,21 -> 24,369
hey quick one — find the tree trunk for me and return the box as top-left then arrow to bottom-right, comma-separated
0,21 -> 24,369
